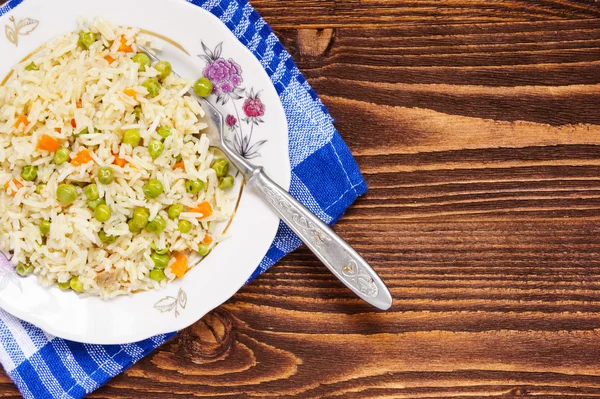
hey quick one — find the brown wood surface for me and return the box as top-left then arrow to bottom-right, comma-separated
3,0 -> 600,397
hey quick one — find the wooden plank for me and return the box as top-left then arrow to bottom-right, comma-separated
252,0 -> 600,28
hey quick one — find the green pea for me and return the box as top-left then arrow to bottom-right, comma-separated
142,78 -> 161,98
128,219 -> 141,233
132,53 -> 151,72
157,127 -> 171,139
87,197 -> 105,210
21,165 -> 37,181
149,269 -> 166,281
98,230 -> 117,244
185,179 -> 204,194
97,167 -> 114,184
133,106 -> 142,120
53,147 -> 70,165
122,129 -> 141,147
211,158 -> 229,177
197,243 -> 210,257
178,219 -> 192,234
57,281 -> 71,291
83,183 -> 99,200
193,77 -> 213,97
143,179 -> 163,199
69,276 -> 84,293
168,203 -> 184,220
150,243 -> 169,255
131,207 -> 150,229
78,31 -> 96,49
35,184 -> 45,194
16,263 -> 34,277
146,215 -> 166,233
56,183 -> 77,205
148,139 -> 164,159
154,60 -> 172,80
39,220 -> 51,236
173,154 -> 182,162
75,127 -> 89,136
94,204 -> 111,222
133,207 -> 150,219
219,175 -> 235,189
25,62 -> 38,71
150,251 -> 170,269
155,248 -> 169,255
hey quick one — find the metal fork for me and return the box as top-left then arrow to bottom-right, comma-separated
140,46 -> 392,310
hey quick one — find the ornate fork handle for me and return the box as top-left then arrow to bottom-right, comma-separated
246,168 -> 393,310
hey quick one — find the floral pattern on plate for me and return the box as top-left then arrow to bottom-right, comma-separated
199,42 -> 267,160
0,255 -> 21,293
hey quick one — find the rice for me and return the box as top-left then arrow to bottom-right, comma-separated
0,18 -> 235,299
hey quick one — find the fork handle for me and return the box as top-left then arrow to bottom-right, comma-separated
245,167 -> 393,310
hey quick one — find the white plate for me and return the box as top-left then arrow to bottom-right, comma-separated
0,0 -> 290,344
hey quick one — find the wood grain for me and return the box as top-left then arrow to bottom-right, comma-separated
2,0 -> 600,398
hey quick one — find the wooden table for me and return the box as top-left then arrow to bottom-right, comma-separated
3,0 -> 600,397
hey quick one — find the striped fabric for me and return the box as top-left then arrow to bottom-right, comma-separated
0,0 -> 367,397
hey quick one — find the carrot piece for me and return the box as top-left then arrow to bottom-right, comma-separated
190,202 -> 213,220
71,118 -> 77,128
173,161 -> 184,170
202,235 -> 213,245
14,114 -> 29,129
4,179 -> 23,196
170,253 -> 188,279
36,134 -> 61,152
123,88 -> 136,100
112,152 -> 128,167
118,36 -> 133,52
104,55 -> 116,64
71,149 -> 93,166
76,99 -> 83,109
54,127 -> 62,133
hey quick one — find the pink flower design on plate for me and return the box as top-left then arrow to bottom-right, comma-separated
198,42 -> 268,160
226,114 -> 237,130
199,42 -> 244,104
242,89 -> 265,125
243,98 -> 265,118
203,58 -> 243,95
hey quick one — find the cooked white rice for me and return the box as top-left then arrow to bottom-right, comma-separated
0,18 -> 234,299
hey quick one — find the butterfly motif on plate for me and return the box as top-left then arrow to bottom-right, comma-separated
5,16 -> 39,47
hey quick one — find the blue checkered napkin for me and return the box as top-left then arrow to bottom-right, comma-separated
0,0 -> 367,397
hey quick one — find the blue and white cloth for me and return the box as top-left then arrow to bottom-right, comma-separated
0,0 -> 367,397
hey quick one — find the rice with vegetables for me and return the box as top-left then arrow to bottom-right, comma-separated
0,18 -> 236,298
